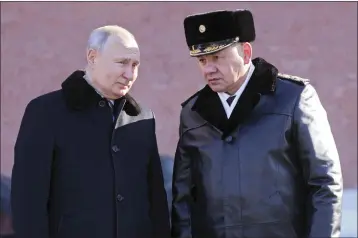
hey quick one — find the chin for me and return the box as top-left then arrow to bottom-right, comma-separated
114,89 -> 129,98
208,84 -> 226,93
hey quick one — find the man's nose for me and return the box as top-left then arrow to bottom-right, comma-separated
202,63 -> 217,74
123,66 -> 134,81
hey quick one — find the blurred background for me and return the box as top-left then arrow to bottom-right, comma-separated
1,2 -> 357,237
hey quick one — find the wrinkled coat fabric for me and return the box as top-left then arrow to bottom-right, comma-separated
171,58 -> 343,238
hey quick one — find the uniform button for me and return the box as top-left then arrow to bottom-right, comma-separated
112,145 -> 120,152
99,100 -> 106,107
117,194 -> 124,202
225,136 -> 233,143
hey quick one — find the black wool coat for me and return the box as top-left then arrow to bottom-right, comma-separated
11,70 -> 171,238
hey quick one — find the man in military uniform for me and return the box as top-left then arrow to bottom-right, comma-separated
171,9 -> 343,238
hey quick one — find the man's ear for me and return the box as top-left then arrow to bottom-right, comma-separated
87,49 -> 98,67
242,42 -> 252,64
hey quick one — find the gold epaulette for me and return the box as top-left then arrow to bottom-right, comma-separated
277,73 -> 310,85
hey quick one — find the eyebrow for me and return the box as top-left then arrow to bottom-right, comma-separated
115,58 -> 140,64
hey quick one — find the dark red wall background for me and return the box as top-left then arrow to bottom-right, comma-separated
1,2 -> 357,187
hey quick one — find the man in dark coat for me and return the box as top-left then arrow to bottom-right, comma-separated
171,10 -> 343,238
11,25 -> 170,238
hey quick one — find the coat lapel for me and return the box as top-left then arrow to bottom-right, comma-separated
192,85 -> 228,132
191,57 -> 279,138
113,96 -> 144,130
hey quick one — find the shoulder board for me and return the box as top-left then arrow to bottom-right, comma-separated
277,73 -> 310,85
181,90 -> 201,108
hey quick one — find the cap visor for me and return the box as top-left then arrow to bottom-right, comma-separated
189,38 -> 238,57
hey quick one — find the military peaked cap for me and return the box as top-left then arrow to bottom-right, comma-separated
184,9 -> 256,57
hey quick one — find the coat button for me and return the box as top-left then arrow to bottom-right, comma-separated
112,145 -> 120,152
99,100 -> 106,107
225,136 -> 233,143
117,194 -> 124,202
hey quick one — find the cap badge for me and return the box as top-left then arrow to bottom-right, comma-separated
199,25 -> 206,33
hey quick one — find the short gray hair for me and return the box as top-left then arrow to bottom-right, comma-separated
87,25 -> 135,52
233,42 -> 244,56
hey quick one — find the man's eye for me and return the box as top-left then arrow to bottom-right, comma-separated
117,60 -> 129,64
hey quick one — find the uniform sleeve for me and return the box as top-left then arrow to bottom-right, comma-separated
293,84 -> 343,238
171,112 -> 193,238
147,114 -> 171,238
11,98 -> 55,238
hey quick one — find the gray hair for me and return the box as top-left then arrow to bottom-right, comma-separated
233,42 -> 244,56
87,25 -> 135,52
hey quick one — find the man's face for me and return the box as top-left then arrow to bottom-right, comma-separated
196,43 -> 251,93
87,35 -> 140,100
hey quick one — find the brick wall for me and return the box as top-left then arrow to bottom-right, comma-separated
1,2 -> 356,187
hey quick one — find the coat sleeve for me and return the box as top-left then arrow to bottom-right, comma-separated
147,114 -> 171,238
11,98 -> 55,238
293,84 -> 343,238
171,112 -> 193,238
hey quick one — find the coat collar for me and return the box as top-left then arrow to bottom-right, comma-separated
189,57 -> 278,137
61,70 -> 141,116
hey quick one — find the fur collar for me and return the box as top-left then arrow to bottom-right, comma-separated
61,70 -> 141,116
184,57 -> 278,138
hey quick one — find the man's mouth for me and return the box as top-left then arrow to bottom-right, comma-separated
117,82 -> 129,87
208,78 -> 221,82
